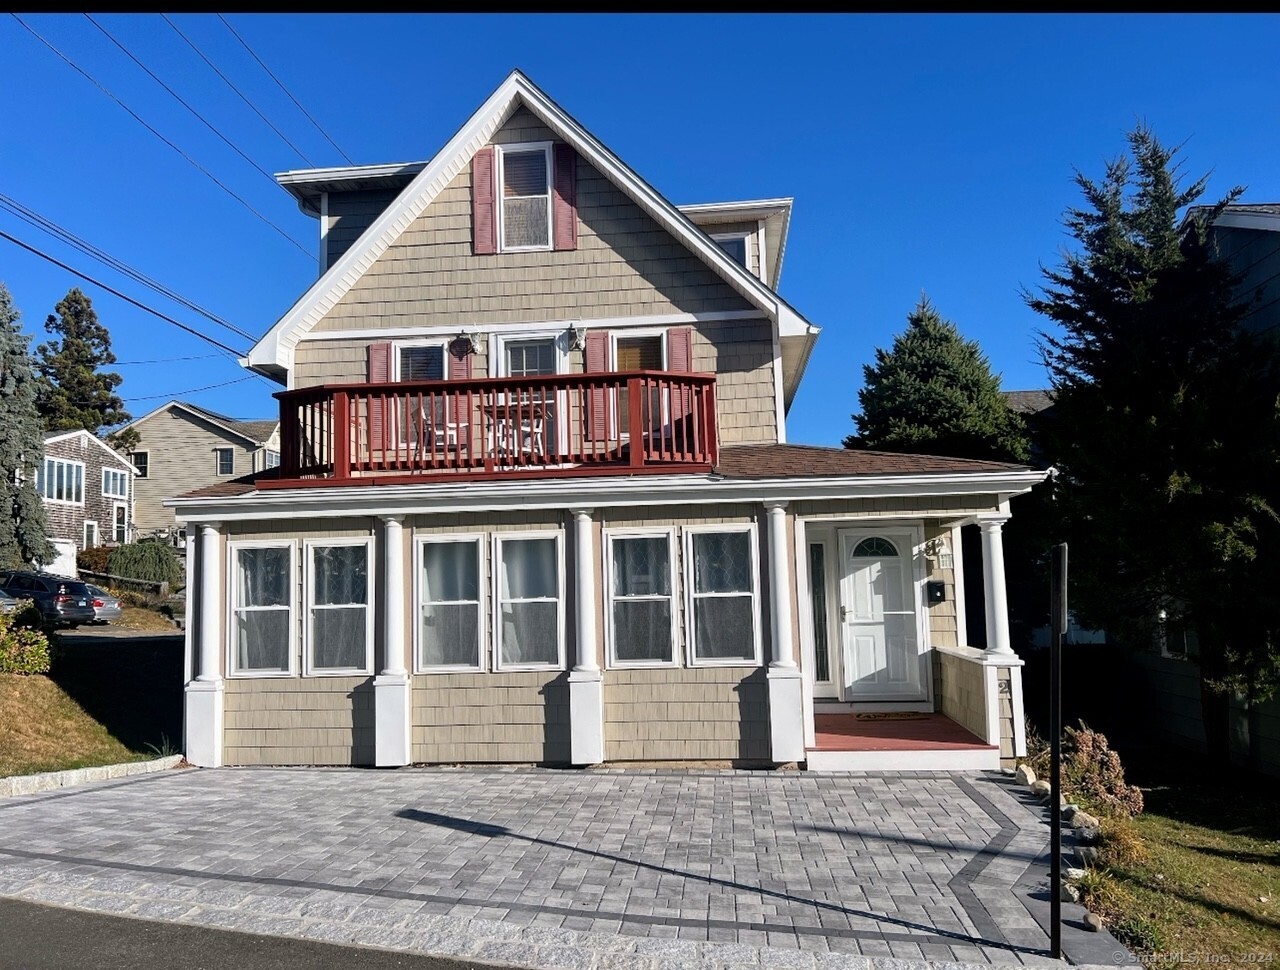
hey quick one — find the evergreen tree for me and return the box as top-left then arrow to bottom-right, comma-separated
1025,124 -> 1280,765
33,287 -> 129,434
0,284 -> 56,568
845,296 -> 1029,462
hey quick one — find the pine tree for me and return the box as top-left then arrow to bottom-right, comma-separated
0,284 -> 56,568
1025,124 -> 1280,765
33,287 -> 130,434
845,296 -> 1028,462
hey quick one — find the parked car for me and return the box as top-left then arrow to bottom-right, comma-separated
84,584 -> 123,624
0,590 -> 19,615
0,570 -> 96,628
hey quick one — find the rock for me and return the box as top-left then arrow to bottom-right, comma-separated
1062,803 -> 1080,821
1030,780 -> 1052,797
1084,911 -> 1104,932
1076,845 -> 1100,868
1071,810 -> 1100,830
1059,880 -> 1081,903
1077,824 -> 1102,844
1066,866 -> 1086,880
1015,763 -> 1036,786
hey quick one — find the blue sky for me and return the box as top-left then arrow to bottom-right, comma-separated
3,13 -> 1279,446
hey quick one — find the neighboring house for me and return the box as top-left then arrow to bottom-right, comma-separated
37,429 -> 138,552
170,71 -> 1047,772
121,401 -> 280,539
1193,202 -> 1280,337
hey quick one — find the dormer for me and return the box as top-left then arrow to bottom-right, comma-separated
678,199 -> 792,288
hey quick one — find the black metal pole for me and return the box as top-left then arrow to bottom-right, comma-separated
1049,542 -> 1068,958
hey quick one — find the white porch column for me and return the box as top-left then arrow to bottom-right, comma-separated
764,502 -> 805,764
978,514 -> 1015,656
568,508 -> 604,766
184,522 -> 224,767
374,515 -> 411,767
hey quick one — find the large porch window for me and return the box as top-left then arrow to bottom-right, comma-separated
684,526 -> 761,666
494,533 -> 564,670
606,530 -> 676,667
418,536 -> 484,671
305,539 -> 372,676
230,541 -> 295,676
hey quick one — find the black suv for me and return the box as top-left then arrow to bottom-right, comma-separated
0,571 -> 96,627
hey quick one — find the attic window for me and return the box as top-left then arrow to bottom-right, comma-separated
712,233 -> 749,267
499,145 -> 552,250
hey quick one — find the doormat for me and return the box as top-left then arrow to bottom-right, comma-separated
853,712 -> 930,721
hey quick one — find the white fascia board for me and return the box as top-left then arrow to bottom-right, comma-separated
164,469 -> 1048,523
43,429 -> 136,470
777,304 -> 815,338
275,161 -> 428,186
247,71 -> 819,378
678,198 -> 793,219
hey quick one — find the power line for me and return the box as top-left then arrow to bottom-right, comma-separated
0,226 -> 246,357
115,353 -> 223,365
0,191 -> 256,342
85,14 -> 282,188
123,375 -> 256,401
11,13 -> 314,263
218,14 -> 354,166
162,14 -> 315,167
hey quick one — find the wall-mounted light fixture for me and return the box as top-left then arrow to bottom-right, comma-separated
923,536 -> 954,571
566,321 -> 587,352
456,329 -> 483,355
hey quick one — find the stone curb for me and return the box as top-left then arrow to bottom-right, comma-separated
0,755 -> 184,799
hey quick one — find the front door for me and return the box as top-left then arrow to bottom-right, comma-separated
838,529 -> 924,701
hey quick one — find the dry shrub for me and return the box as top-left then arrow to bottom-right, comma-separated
1097,815 -> 1147,867
1063,721 -> 1144,817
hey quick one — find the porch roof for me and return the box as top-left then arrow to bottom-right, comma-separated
713,443 -> 1029,478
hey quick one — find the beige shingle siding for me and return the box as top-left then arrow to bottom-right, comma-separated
924,523 -> 958,650
604,668 -> 769,761
411,672 -> 569,763
325,188 -> 401,270
936,649 -> 987,741
224,677 -> 374,766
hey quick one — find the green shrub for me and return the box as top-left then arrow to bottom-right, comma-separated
0,601 -> 53,674
107,543 -> 182,587
76,545 -> 113,574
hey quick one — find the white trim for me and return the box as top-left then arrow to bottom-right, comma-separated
214,447 -> 235,477
246,71 -> 813,378
678,198 -> 793,218
392,337 -> 450,380
488,330 -> 568,379
770,325 -> 787,444
709,231 -> 751,270
1010,665 -> 1027,757
83,520 -> 98,550
805,747 -> 999,772
757,223 -> 769,287
36,456 -> 85,506
602,527 -> 679,669
951,524 -> 968,648
492,530 -> 566,672
319,191 -> 329,269
984,664 -> 1000,746
682,523 -> 763,667
296,310 -> 764,345
794,517 -> 818,749
277,160 -> 427,187
413,533 -> 486,674
167,468 -> 1048,523
131,450 -> 150,479
112,502 -> 129,544
226,539 -> 297,679
182,536 -> 194,687
495,141 -> 554,253
302,536 -> 375,677
609,328 -> 668,369
41,428 -> 139,471
102,467 -> 129,499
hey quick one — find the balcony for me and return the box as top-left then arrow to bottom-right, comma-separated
263,371 -> 718,488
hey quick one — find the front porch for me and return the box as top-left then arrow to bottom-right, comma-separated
807,711 -> 1000,771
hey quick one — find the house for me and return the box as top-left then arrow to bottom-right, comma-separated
169,71 -> 1047,772
121,401 -> 280,541
37,429 -> 138,554
1196,202 -> 1280,337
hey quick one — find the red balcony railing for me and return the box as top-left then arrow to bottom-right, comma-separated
263,371 -> 718,487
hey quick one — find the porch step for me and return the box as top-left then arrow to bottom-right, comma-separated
805,712 -> 999,772
805,747 -> 1000,772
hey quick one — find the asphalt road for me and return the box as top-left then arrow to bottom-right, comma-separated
0,898 -> 490,970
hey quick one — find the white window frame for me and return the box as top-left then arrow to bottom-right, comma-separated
392,338 -> 450,382
112,502 -> 128,544
264,450 -> 281,469
37,457 -> 85,505
302,537 -> 374,677
214,447 -> 234,476
132,450 -> 149,479
227,539 -> 297,679
682,523 -> 763,667
492,530 -> 565,672
414,533 -> 486,673
495,141 -> 554,253
489,330 -> 567,379
604,527 -> 679,669
102,467 -> 129,499
83,520 -> 98,550
710,231 -> 751,270
609,328 -> 668,372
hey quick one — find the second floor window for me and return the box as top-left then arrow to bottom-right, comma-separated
103,468 -> 128,498
398,344 -> 445,381
264,450 -> 281,469
215,448 -> 234,476
35,458 -> 84,504
500,146 -> 551,250
132,452 -> 149,478
713,233 -> 749,267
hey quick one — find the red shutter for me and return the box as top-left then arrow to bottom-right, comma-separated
668,327 -> 693,419
472,146 -> 497,255
367,342 -> 392,453
585,329 -> 610,441
552,144 -> 577,252
446,338 -> 471,424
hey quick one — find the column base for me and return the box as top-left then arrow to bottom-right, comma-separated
374,673 -> 412,767
568,668 -> 604,766
184,679 -> 224,768
767,666 -> 805,764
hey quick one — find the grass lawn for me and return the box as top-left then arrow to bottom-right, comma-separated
113,604 -> 179,633
1079,749 -> 1280,964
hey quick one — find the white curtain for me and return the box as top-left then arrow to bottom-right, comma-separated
421,542 -> 480,667
498,538 -> 558,665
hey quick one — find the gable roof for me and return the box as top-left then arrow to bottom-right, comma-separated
1002,389 -> 1054,415
41,428 -> 138,472
1187,202 -> 1280,233
122,400 -> 279,447
247,70 -> 818,384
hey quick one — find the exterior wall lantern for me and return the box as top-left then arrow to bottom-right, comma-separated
566,321 -> 587,352
456,329 -> 483,355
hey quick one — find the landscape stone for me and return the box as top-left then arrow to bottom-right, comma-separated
1014,764 -> 1036,786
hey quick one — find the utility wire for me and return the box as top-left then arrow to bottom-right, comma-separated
11,13 -> 314,262
86,14 -> 283,188
162,14 -> 315,167
0,191 -> 256,342
115,353 -> 223,365
0,227 -> 246,357
122,375 -> 256,401
218,13 -> 354,165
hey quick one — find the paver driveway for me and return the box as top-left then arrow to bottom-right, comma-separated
0,767 -> 1081,967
